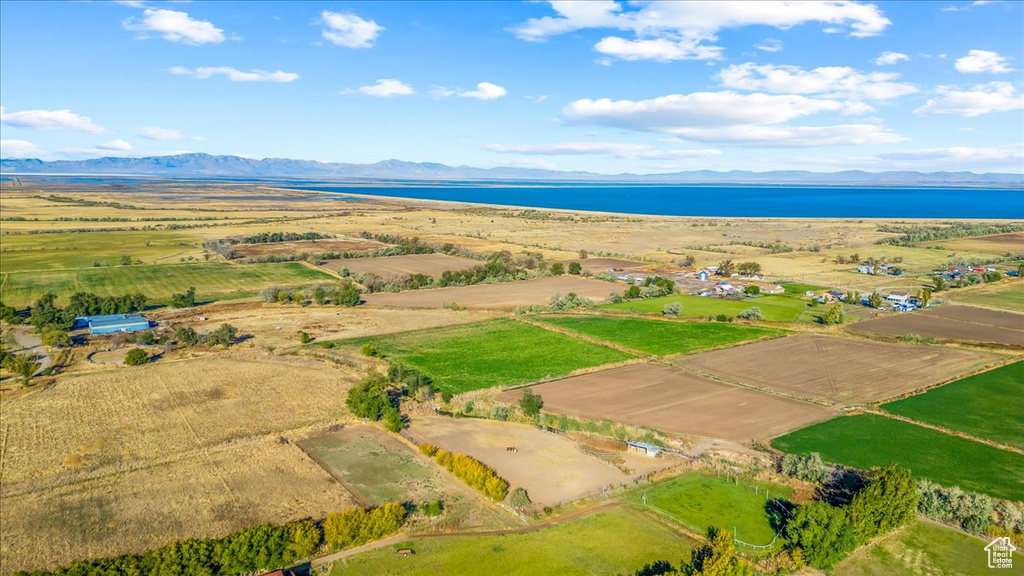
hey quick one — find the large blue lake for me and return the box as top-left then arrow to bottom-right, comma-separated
291,184 -> 1024,219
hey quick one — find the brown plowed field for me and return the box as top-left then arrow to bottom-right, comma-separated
850,305 -> 1024,347
676,334 -> 998,404
339,253 -> 480,278
363,276 -> 623,309
233,237 -> 385,257
500,363 -> 833,442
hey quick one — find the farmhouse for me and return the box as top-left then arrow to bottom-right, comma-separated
885,292 -> 911,304
74,314 -> 150,335
713,282 -> 735,295
823,290 -> 846,303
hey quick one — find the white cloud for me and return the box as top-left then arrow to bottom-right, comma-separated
564,92 -> 847,131
54,147 -> 192,160
942,1 -> 1002,12
512,1 -> 890,62
955,49 -> 1014,73
668,124 -> 907,146
0,139 -> 41,158
525,95 -> 549,103
878,145 -> 1022,164
123,9 -> 225,45
320,11 -> 383,48
0,106 -> 105,133
440,82 -> 508,100
756,38 -> 783,52
139,126 -> 189,140
914,82 -> 1024,117
355,78 -> 415,97
169,66 -> 299,82
484,141 -> 721,160
717,63 -> 917,101
875,51 -> 910,65
97,139 -> 133,151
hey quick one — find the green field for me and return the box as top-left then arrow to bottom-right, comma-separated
0,229 -> 207,272
883,362 -> 1024,449
598,294 -> 820,322
322,319 -> 633,394
780,282 -> 827,295
536,316 -> 785,356
0,261 -> 335,307
952,281 -> 1024,312
637,473 -> 792,548
329,506 -> 696,576
772,414 -> 1024,501
834,520 -> 1014,576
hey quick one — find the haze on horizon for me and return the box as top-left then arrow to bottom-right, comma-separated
1,0 -> 1022,175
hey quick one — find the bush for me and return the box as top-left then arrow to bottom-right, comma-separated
174,326 -> 200,346
383,407 -> 405,432
323,502 -> 407,551
738,307 -> 762,321
124,348 -> 149,366
508,487 -> 531,510
299,331 -> 312,344
432,449 -> 509,501
421,500 -> 443,517
568,261 -> 582,275
346,373 -> 397,420
662,302 -> 681,317
519,389 -> 544,417
714,314 -> 733,322
779,452 -> 829,484
419,443 -> 439,457
492,406 -> 509,421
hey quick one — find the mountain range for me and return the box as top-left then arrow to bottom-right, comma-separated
2,153 -> 1021,185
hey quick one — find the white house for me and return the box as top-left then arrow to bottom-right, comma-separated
856,265 -> 874,274
885,292 -> 911,304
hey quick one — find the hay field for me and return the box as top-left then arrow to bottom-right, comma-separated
676,334 -> 998,404
233,237 -> 387,258
363,276 -> 622,309
0,261 -> 336,308
0,353 -> 364,572
950,281 -> 1024,312
508,363 -> 833,441
338,253 -> 481,278
849,305 -> 1024,347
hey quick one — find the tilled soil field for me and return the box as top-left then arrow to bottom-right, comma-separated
501,363 -> 833,442
364,276 -> 623,309
675,334 -> 998,404
849,305 -> 1024,347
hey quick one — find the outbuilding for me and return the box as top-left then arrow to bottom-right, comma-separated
75,314 -> 150,335
626,440 -> 662,457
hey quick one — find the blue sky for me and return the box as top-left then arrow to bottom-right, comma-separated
1,0 -> 1022,174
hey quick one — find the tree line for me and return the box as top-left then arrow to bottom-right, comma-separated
420,444 -> 510,501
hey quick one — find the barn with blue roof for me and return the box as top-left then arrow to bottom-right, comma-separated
74,314 -> 150,335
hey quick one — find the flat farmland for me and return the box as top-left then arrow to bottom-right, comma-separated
363,276 -> 622,309
952,281 -> 1024,312
233,237 -> 386,258
883,361 -> 1024,449
503,363 -> 833,441
536,316 -> 785,356
0,229 -> 207,272
338,253 -> 481,278
321,319 -> 634,394
849,305 -> 1024,347
329,506 -> 698,576
772,414 -> 1024,501
676,334 -> 997,404
834,520 -> 1005,576
599,293 -> 813,322
0,261 -> 336,307
922,231 -> 1024,255
404,416 -> 666,508
576,258 -> 646,273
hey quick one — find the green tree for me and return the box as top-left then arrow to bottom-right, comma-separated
549,262 -> 565,275
9,354 -> 40,386
822,302 -> 844,325
737,261 -> 762,275
847,464 -> 918,541
867,292 -> 884,308
680,255 -> 696,267
519,389 -> 544,417
508,487 -> 531,510
737,307 -> 762,321
785,501 -> 858,570
568,261 -> 583,275
174,326 -> 200,346
124,348 -> 150,366
779,452 -> 829,484
685,527 -> 751,576
314,286 -> 327,305
662,302 -> 681,317
933,275 -> 947,292
206,324 -> 238,347
337,283 -> 361,307
743,285 -> 760,295
170,286 -> 197,308
845,290 -> 860,306
40,326 -> 71,349
717,259 -> 735,276
920,287 -> 932,307
346,373 -> 396,420
383,407 -> 405,432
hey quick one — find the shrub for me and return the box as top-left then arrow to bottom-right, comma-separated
568,261 -> 583,275
662,302 -> 681,317
421,500 -> 443,517
323,502 -> 407,551
432,449 -> 509,501
508,487 -> 531,510
124,348 -> 149,366
744,285 -> 761,295
738,307 -> 762,321
346,373 -> 397,420
299,331 -> 312,344
419,443 -> 439,457
519,389 -> 543,417
714,314 -> 733,322
383,407 -> 405,432
779,452 -> 830,484
492,406 -> 509,421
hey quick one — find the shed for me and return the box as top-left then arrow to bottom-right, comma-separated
76,314 -> 150,335
626,440 -> 661,457
697,269 -> 710,281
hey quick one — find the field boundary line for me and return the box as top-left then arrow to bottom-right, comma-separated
870,356 -> 1013,406
292,441 -> 371,509
863,408 -> 1024,455
512,316 -> 651,358
671,363 -> 834,408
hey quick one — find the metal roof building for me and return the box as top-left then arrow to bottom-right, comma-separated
75,314 -> 150,335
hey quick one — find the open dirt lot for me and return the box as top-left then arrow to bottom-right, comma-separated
0,352 -> 363,573
363,276 -> 623,309
676,334 -> 999,404
503,363 -> 833,442
233,237 -> 386,258
152,301 -> 497,350
337,253 -> 481,278
849,305 -> 1024,347
404,416 -> 669,507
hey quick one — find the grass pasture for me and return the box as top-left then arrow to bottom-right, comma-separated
329,506 -> 697,576
320,319 -> 633,394
772,414 -> 1024,501
0,229 -> 207,272
833,520 -> 1010,576
951,280 -> 1024,312
639,473 -> 793,550
883,361 -> 1024,449
0,261 -> 336,307
536,315 -> 785,356
599,293 -> 815,322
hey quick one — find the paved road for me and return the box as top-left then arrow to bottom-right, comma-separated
9,326 -> 50,375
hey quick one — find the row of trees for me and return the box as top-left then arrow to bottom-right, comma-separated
259,284 -> 360,307
420,444 -> 510,501
13,502 -> 408,576
28,291 -> 147,330
234,231 -> 333,244
623,277 -> 675,300
174,324 -> 239,348
877,222 -> 1024,246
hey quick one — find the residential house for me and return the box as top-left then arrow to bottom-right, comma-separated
823,290 -> 845,303
713,282 -> 735,295
856,265 -> 874,274
885,292 -> 911,304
